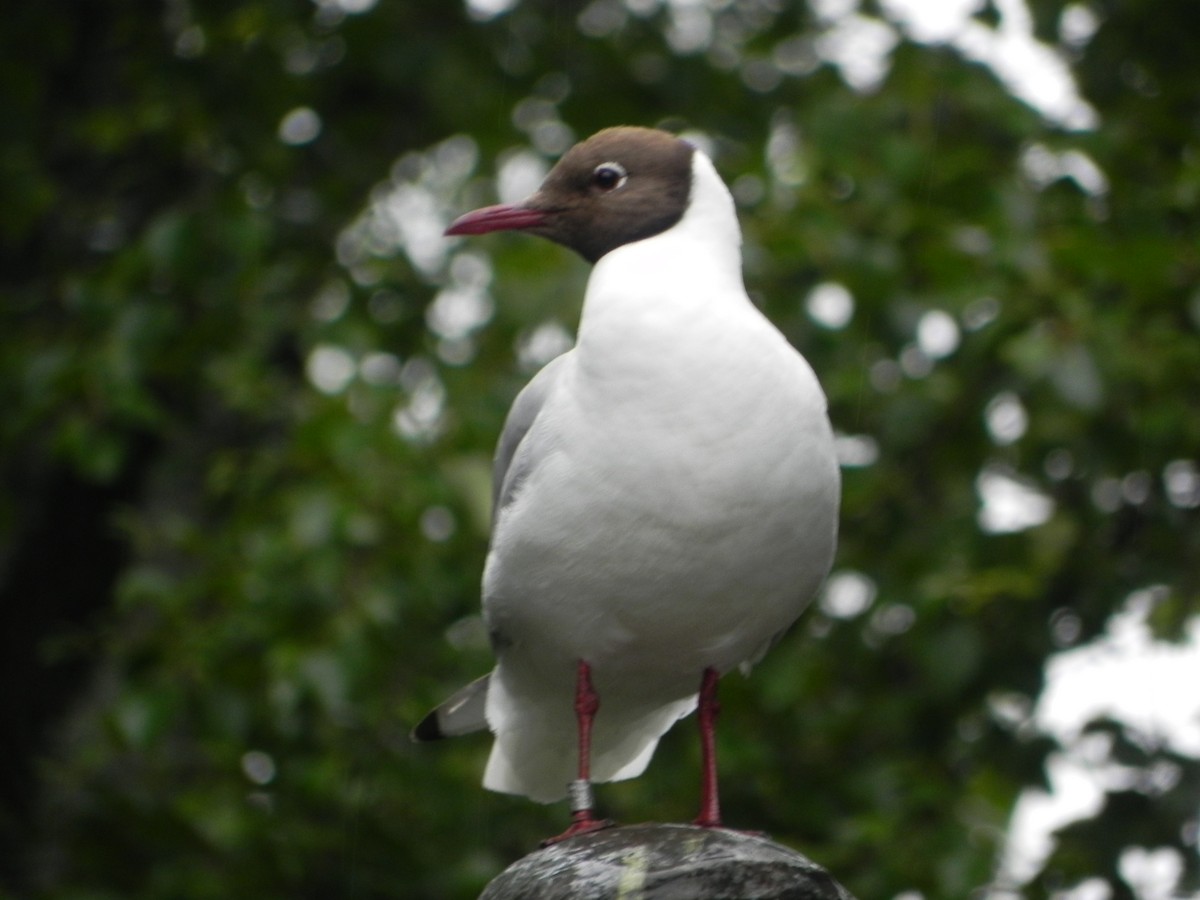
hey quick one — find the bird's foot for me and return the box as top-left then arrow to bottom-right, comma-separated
540,811 -> 616,846
539,777 -> 614,845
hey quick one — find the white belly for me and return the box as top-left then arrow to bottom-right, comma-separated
483,327 -> 839,701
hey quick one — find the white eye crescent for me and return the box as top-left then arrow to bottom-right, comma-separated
592,162 -> 628,191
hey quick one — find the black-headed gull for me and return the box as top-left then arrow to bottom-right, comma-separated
415,126 -> 840,842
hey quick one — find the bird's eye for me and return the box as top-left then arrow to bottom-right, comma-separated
592,162 -> 628,192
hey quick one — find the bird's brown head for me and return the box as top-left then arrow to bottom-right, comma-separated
445,127 -> 695,264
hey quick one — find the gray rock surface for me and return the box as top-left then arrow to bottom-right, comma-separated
479,823 -> 857,899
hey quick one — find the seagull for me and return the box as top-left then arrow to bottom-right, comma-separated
414,126 -> 840,843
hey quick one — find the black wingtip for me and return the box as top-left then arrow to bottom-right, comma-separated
411,711 -> 444,743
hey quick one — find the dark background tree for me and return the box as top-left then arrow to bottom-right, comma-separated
2,1 -> 1196,897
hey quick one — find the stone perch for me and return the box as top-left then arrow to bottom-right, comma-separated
479,823 -> 857,899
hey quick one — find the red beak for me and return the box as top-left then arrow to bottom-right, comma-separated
444,203 -> 547,236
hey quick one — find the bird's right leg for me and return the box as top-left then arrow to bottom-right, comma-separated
540,658 -> 615,845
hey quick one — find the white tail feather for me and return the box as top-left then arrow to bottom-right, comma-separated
483,666 -> 697,803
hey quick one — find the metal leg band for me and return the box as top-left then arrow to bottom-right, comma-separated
568,778 -> 594,814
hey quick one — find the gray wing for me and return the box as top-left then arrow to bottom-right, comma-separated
491,352 -> 570,525
411,673 -> 490,741
413,357 -> 571,744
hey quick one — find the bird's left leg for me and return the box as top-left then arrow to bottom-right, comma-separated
693,666 -> 723,828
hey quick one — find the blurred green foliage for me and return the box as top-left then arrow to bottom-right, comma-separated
2,1 -> 1197,898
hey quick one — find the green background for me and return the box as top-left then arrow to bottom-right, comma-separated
2,1 -> 1197,897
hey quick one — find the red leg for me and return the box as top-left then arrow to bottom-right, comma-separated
541,659 -> 615,845
574,658 -> 599,783
693,666 -> 723,828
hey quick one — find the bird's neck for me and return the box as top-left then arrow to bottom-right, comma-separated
576,152 -> 747,342
570,159 -> 758,405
